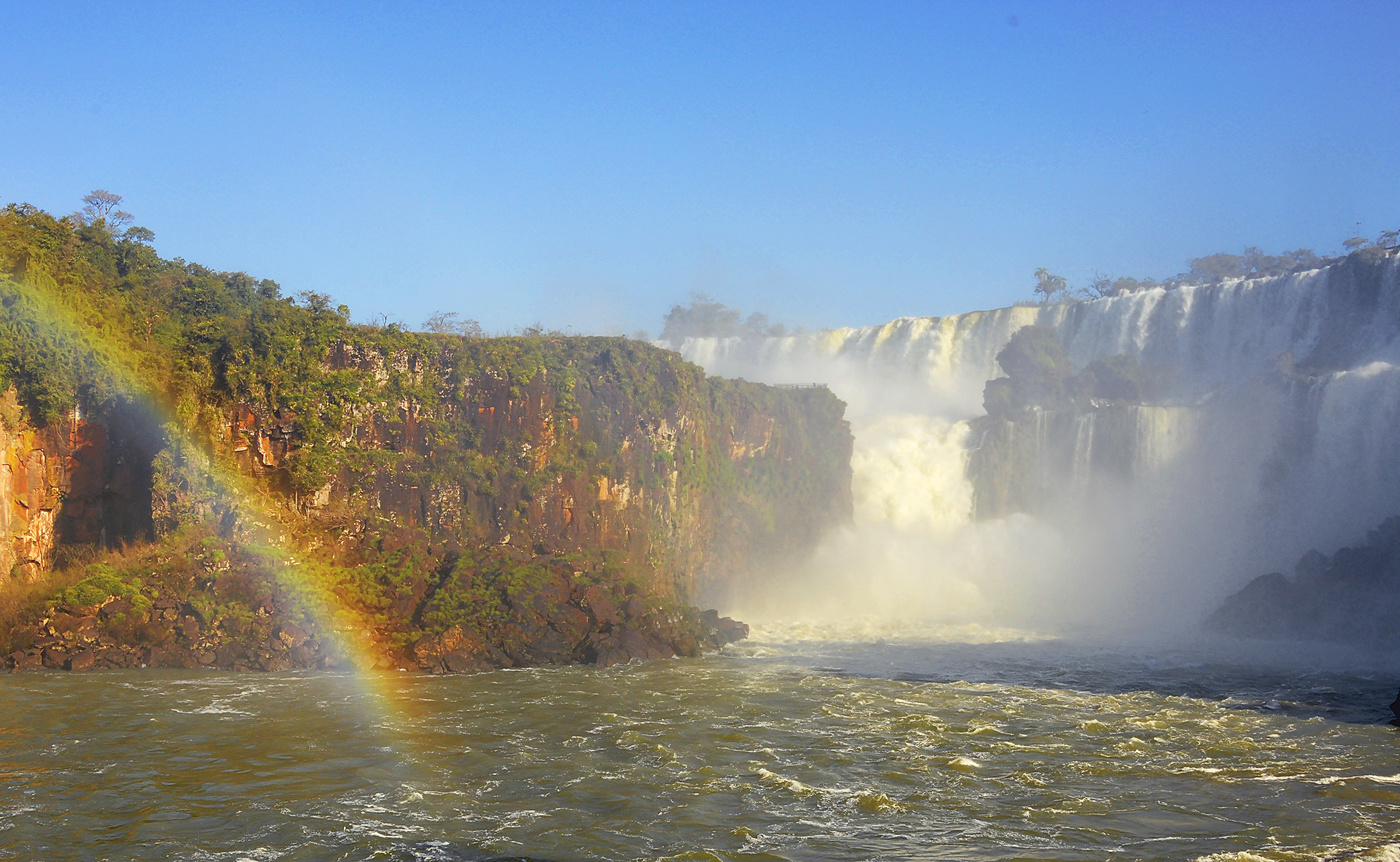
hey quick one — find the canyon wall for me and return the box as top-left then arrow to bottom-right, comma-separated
216,336 -> 852,605
5,337 -> 852,606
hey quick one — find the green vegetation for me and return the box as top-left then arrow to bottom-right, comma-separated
54,565 -> 147,610
983,325 -> 1157,418
659,294 -> 798,342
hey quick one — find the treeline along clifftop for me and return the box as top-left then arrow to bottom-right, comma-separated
0,200 -> 853,672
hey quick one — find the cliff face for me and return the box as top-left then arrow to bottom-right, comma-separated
223,337 -> 853,605
1,391 -> 159,580
2,336 -> 852,672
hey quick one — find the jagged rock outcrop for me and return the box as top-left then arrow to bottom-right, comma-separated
1208,515 -> 1400,647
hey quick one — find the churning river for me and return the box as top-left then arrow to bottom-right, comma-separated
2,625 -> 1397,862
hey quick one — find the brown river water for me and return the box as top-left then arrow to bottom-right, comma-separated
1,624 -> 1398,861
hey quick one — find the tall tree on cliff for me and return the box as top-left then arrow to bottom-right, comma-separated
1033,268 -> 1067,304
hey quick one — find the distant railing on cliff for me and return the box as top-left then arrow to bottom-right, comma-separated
772,383 -> 828,390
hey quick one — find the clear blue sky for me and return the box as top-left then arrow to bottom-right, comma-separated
4,1 -> 1398,335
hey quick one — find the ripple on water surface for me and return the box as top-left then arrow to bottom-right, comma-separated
0,637 -> 1397,861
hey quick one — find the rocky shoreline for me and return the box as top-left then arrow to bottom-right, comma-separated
9,587 -> 748,674
6,531 -> 750,674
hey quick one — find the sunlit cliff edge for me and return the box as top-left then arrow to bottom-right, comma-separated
0,203 -> 853,672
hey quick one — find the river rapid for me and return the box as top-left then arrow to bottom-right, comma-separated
2,625 -> 1398,862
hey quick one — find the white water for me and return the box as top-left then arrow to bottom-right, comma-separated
667,254 -> 1400,636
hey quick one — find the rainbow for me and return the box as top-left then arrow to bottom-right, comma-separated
5,272 -> 430,724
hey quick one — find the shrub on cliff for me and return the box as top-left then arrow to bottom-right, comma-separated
983,327 -> 1157,418
1078,354 -> 1146,403
983,325 -> 1074,417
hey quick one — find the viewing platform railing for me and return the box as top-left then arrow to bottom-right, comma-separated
772,383 -> 828,390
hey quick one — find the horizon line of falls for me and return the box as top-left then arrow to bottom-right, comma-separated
666,252 -> 1400,639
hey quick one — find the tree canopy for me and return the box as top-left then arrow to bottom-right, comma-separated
659,294 -> 793,343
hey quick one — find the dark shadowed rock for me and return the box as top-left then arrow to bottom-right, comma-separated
617,627 -> 673,661
1208,515 -> 1400,647
275,624 -> 309,649
526,628 -> 574,664
673,635 -> 701,658
579,585 -> 621,627
414,624 -> 509,673
66,650 -> 95,671
714,616 -> 749,645
98,597 -> 134,622
548,603 -> 592,647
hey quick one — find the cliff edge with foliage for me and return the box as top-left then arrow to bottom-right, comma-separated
0,201 -> 852,672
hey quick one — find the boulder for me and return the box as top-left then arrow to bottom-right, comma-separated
715,616 -> 750,645
41,647 -> 67,669
276,622 -> 310,649
525,628 -> 573,664
673,635 -> 701,658
413,624 -> 506,673
546,603 -> 592,648
65,650 -> 96,672
579,585 -> 621,627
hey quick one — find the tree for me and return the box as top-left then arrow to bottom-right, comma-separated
1080,354 -> 1145,402
658,294 -> 791,342
1283,248 -> 1321,270
1343,236 -> 1370,253
1033,268 -> 1068,304
423,311 -> 485,338
122,226 -> 155,244
1187,253 -> 1246,283
984,324 -> 1074,417
1379,230 -> 1399,250
78,189 -> 133,230
1086,272 -> 1117,298
1242,246 -> 1265,276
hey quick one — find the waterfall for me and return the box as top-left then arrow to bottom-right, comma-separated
667,253 -> 1400,632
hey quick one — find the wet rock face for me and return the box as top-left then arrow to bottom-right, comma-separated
0,390 -> 160,580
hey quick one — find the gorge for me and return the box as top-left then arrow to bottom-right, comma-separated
4,201 -> 1400,862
